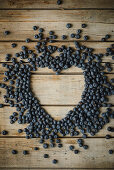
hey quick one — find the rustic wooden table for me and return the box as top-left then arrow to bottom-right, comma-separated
0,0 -> 114,170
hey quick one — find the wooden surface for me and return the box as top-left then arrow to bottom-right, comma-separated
0,42 -> 113,62
0,138 -> 114,168
0,106 -> 114,137
0,0 -> 114,9
0,22 -> 114,41
0,0 -> 114,170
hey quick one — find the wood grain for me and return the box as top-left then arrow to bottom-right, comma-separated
0,64 -> 86,74
0,10 -> 113,23
0,74 -> 114,105
0,1 -> 114,169
0,106 -> 114,137
0,22 -> 114,41
0,64 -> 114,74
0,0 -> 114,9
0,138 -> 114,168
0,42 -> 113,62
0,169 -> 113,170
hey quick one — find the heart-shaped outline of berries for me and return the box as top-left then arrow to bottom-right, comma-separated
0,26 -> 113,140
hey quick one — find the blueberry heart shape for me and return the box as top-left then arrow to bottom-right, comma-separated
0,30 -> 113,141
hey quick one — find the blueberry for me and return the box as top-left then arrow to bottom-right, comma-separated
33,26 -> 38,30
79,143 -> 83,147
26,38 -> 31,43
11,43 -> 17,48
84,35 -> 89,41
18,129 -> 23,133
57,0 -> 62,5
23,150 -> 28,155
107,127 -> 112,132
0,104 -> 3,108
70,33 -> 75,38
15,53 -> 20,57
39,28 -> 44,33
4,31 -> 10,35
81,24 -> 87,28
43,143 -> 49,149
34,34 -> 39,39
39,139 -> 44,144
9,115 -> 13,119
12,150 -> 18,154
77,29 -> 82,34
1,130 -> 8,135
44,154 -> 49,158
21,45 -> 27,51
105,134 -> 111,139
53,35 -> 57,39
52,159 -> 58,164
13,112 -> 18,117
77,139 -> 83,144
34,147 -> 39,150
74,150 -> 79,154
5,55 -> 10,61
82,134 -> 87,138
58,143 -> 63,148
62,35 -> 67,40
109,150 -> 113,154
101,38 -> 106,42
66,23 -> 72,29
75,34 -> 81,39
56,139 -> 61,143
10,80 -> 14,85
49,31 -> 54,35
105,34 -> 110,39
69,145 -> 74,151
83,145 -> 88,149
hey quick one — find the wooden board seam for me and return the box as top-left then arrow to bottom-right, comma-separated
0,8 -> 114,10
0,168 -> 114,169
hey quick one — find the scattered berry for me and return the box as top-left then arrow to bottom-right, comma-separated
44,154 -> 49,158
1,130 -> 8,135
82,24 -> 87,28
57,0 -> 62,5
12,150 -> 18,154
52,159 -> 58,164
11,43 -> 17,48
66,23 -> 72,29
109,150 -> 113,154
4,31 -> 10,35
74,150 -> 79,154
23,150 -> 28,155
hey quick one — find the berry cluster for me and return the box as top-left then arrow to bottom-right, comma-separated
0,23 -> 114,159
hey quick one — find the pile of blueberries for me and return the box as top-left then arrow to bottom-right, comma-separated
0,23 -> 114,163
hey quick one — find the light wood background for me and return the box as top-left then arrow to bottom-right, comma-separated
0,0 -> 114,169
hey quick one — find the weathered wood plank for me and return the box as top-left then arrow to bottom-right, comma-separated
0,168 -> 111,170
0,10 -> 113,23
0,74 -> 84,105
0,74 -> 114,105
0,138 -> 114,168
0,22 -> 114,41
0,0 -> 114,9
0,169 -> 113,170
0,106 -> 114,137
0,65 -> 85,74
0,42 -> 113,62
0,64 -> 114,74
